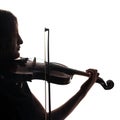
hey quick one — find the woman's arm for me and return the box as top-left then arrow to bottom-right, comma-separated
50,69 -> 98,120
30,69 -> 98,120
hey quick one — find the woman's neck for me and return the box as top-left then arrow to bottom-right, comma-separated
0,59 -> 17,73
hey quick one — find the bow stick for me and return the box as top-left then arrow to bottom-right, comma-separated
44,28 -> 51,120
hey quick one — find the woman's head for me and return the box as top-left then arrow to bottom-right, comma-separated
0,9 -> 23,60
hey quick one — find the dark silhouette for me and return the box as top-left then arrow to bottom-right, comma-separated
0,9 -> 99,120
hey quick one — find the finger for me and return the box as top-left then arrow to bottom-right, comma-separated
86,69 -> 97,74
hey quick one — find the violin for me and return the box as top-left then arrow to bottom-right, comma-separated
10,57 -> 114,90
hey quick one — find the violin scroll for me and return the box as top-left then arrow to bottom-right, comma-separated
96,78 -> 114,90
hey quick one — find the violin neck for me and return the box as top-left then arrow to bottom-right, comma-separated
63,67 -> 90,77
49,63 -> 89,77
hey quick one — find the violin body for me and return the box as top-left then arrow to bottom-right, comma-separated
13,57 -> 72,85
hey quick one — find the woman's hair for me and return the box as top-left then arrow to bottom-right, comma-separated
0,9 -> 17,38
0,9 -> 17,59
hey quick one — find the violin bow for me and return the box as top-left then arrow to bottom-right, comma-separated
44,28 -> 51,120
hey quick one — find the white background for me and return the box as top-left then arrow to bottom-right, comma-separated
0,0 -> 120,119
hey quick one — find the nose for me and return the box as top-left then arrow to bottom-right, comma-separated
18,34 -> 23,44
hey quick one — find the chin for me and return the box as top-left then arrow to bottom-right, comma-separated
16,53 -> 20,59
12,52 -> 20,59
